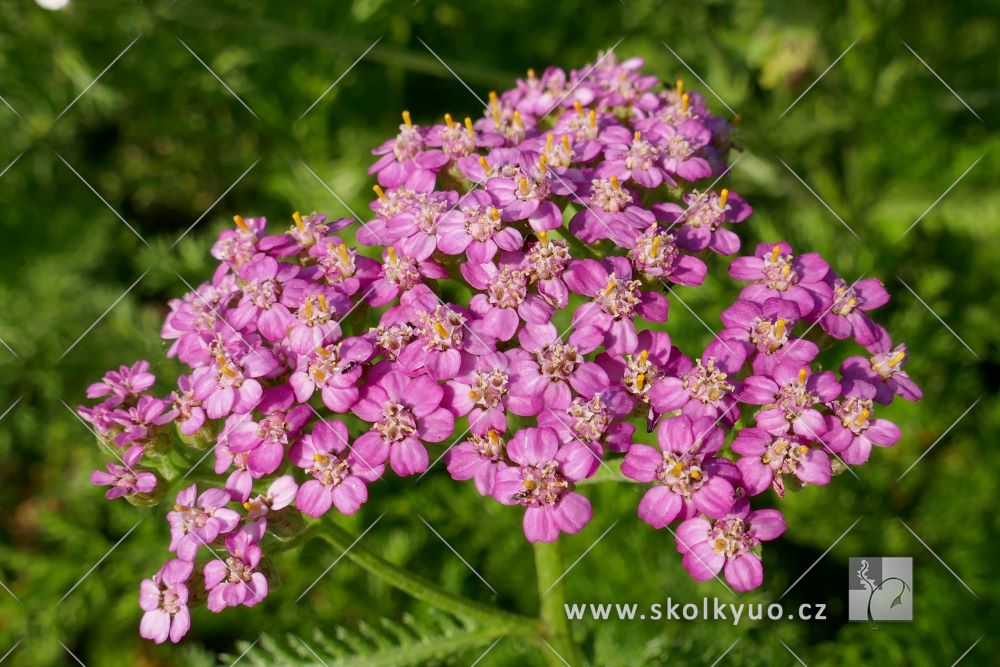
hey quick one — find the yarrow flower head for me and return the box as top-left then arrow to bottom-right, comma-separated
74,51 -> 921,643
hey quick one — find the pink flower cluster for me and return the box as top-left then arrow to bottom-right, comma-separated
77,52 -> 920,643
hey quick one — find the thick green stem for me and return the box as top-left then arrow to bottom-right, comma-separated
313,518 -> 538,636
534,540 -> 587,666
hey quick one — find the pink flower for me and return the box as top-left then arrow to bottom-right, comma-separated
824,380 -> 901,464
463,261 -> 553,341
840,330 -> 922,404
367,246 -> 449,307
719,298 -> 817,376
139,559 -> 193,644
86,360 -> 156,407
204,530 -> 268,611
243,475 -> 298,534
819,277 -> 889,345
171,375 -> 206,436
230,254 -> 308,342
508,323 -> 609,413
442,351 -> 518,435
291,419 -> 387,516
652,188 -> 751,255
649,339 -> 748,426
567,175 -> 654,247
739,364 -> 841,438
289,336 -> 374,412
167,485 -> 241,561
445,429 -> 509,496
369,111 -> 449,190
226,387 -> 312,481
191,347 -> 278,419
91,445 -> 157,500
596,330 -> 682,411
729,242 -> 832,318
675,507 -> 786,592
437,189 -> 524,262
111,395 -> 175,447
626,224 -> 707,286
621,415 -> 736,527
392,286 -> 482,380
731,428 -> 832,496
352,369 -> 455,476
492,427 -> 594,542
564,257 -> 669,355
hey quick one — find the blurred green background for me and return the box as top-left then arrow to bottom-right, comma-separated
0,0 -> 997,665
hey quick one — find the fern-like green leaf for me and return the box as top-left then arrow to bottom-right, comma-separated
219,610 -> 504,667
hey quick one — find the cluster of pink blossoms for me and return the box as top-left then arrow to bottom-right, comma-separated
77,52 -> 921,643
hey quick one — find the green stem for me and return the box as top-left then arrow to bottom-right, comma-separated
313,518 -> 538,636
534,540 -> 587,666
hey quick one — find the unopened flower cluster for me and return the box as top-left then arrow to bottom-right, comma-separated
77,53 -> 920,644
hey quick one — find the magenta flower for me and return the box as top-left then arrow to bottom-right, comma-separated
191,347 -> 278,419
291,418 -> 387,516
729,242 -> 833,318
522,232 -> 572,307
443,351 -> 517,435
567,175 -> 654,246
284,286 -> 347,351
492,427 -> 594,542
655,119 -> 712,182
167,485 -> 241,561
394,285 -> 493,379
488,162 -> 565,232
352,369 -> 454,476
171,374 -> 206,436
262,211 -> 353,257
91,445 -> 157,500
242,475 -> 298,534
308,236 -> 380,296
649,339 -> 747,425
596,330 -> 682,411
464,262 -> 553,341
675,507 -> 786,592
139,559 -> 193,644
204,529 -> 268,612
818,277 -> 889,345
425,113 -> 479,159
508,323 -> 609,413
215,414 -> 263,501
437,189 -> 524,262
621,415 -> 736,527
731,428 -> 832,497
230,253 -> 308,342
384,190 -> 460,260
841,330 -> 922,404
369,111 -> 449,190
289,336 -> 373,412
77,401 -> 119,439
652,188 -> 751,255
739,364 -> 841,438
596,126 -> 670,188
86,360 -> 156,407
719,298 -> 817,375
211,215 -> 266,270
367,246 -> 449,307
445,429 -> 509,496
564,257 -> 669,355
226,387 -> 312,479
110,394 -> 174,447
626,224 -> 707,286
825,380 -> 901,464
538,388 -> 634,453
